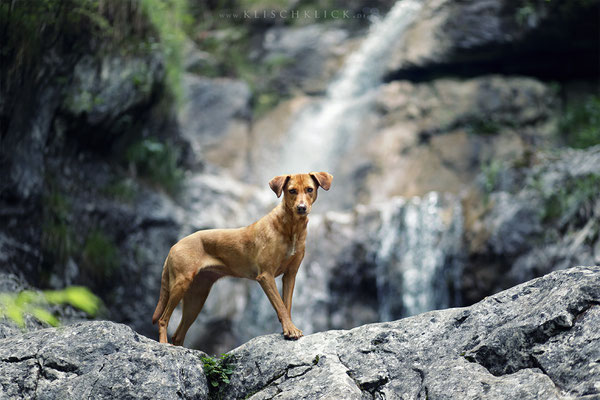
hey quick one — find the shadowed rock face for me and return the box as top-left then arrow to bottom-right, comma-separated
1,266 -> 598,399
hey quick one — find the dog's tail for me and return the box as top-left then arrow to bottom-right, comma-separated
152,256 -> 170,325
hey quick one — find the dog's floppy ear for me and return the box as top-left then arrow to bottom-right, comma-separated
310,172 -> 333,191
269,175 -> 290,198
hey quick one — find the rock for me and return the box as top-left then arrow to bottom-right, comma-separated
0,321 -> 208,400
463,145 -> 600,303
1,267 -> 597,399
222,266 -> 600,400
386,0 -> 600,79
177,74 -> 251,172
260,24 -> 350,94
359,75 -> 558,200
62,52 -> 164,130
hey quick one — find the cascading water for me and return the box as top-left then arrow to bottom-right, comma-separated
268,0 -> 423,180
375,193 -> 463,321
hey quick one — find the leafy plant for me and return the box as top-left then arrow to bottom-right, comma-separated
202,353 -> 235,397
126,138 -> 184,195
0,287 -> 102,329
82,229 -> 121,280
560,95 -> 600,149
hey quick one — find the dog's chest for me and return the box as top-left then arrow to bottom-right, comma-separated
286,234 -> 298,258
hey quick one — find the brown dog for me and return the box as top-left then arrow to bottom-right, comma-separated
152,172 -> 333,345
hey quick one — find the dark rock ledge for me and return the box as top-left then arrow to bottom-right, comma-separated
1,266 -> 599,400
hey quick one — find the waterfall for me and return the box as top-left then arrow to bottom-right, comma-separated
375,193 -> 463,321
269,0 -> 423,180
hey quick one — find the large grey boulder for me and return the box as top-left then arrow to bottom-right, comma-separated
0,267 -> 598,399
0,321 -> 208,400
223,266 -> 600,399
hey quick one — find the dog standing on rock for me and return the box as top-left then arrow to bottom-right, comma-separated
152,172 -> 333,346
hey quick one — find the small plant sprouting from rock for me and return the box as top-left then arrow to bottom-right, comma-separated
202,353 -> 235,398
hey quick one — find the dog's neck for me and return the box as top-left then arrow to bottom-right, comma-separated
271,203 -> 308,240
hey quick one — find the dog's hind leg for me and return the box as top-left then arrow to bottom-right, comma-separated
158,276 -> 191,344
152,257 -> 170,326
172,271 -> 219,346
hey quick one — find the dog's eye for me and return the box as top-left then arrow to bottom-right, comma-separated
306,187 -> 314,193
289,189 -> 297,195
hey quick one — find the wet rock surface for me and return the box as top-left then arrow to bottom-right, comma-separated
0,267 -> 598,400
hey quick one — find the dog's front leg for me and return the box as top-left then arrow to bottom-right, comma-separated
256,271 -> 303,340
282,251 -> 304,316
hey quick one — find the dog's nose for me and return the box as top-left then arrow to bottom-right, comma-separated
297,204 -> 307,214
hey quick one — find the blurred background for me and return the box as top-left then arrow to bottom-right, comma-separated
1,0 -> 599,354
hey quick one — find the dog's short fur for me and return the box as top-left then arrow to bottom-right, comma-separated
152,172 -> 333,345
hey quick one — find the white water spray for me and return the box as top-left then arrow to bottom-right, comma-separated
271,0 -> 423,177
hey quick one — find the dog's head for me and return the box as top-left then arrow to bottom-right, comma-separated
269,172 -> 333,217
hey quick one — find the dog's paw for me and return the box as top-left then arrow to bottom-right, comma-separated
283,324 -> 303,340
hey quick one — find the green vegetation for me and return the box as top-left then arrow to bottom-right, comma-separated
481,159 -> 504,201
103,177 -> 138,202
0,287 -> 102,329
139,0 -> 190,103
540,173 -> 600,224
125,138 -> 184,195
82,230 -> 121,280
42,190 -> 77,266
1,0 -> 188,104
560,95 -> 600,149
202,353 -> 235,399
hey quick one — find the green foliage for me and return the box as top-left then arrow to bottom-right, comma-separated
140,0 -> 190,104
481,159 -> 504,196
103,177 -> 138,202
540,173 -> 600,224
0,287 -> 102,329
126,138 -> 184,195
192,9 -> 296,116
42,190 -> 76,266
1,0 -> 189,105
560,95 -> 600,149
82,230 -> 121,280
202,353 -> 235,397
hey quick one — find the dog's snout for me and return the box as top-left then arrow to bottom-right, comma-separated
297,204 -> 307,214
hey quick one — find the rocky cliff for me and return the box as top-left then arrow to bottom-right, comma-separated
0,267 -> 598,399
